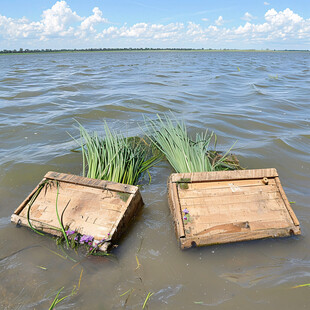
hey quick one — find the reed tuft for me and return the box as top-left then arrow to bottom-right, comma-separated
76,122 -> 161,185
143,113 -> 237,173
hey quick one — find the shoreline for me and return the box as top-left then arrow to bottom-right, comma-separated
0,48 -> 309,55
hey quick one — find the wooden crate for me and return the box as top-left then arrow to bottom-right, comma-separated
11,171 -> 143,251
168,168 -> 300,249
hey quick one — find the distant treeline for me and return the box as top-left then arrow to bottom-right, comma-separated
1,48 -> 194,54
0,47 -> 309,54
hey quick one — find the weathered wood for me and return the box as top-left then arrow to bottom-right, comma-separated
183,178 -> 276,190
11,172 -> 143,251
170,168 -> 278,183
168,169 -> 300,249
180,226 -> 300,249
167,177 -> 185,239
44,171 -> 138,194
14,178 -> 47,215
178,183 -> 278,199
275,177 -> 300,226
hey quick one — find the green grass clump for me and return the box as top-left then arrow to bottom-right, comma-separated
143,114 -> 236,173
76,122 -> 161,185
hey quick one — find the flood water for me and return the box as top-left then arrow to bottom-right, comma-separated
0,51 -> 309,309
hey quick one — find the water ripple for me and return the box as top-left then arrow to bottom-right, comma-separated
0,51 -> 309,310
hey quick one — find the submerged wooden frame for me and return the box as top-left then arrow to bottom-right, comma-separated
11,171 -> 144,251
168,168 -> 300,249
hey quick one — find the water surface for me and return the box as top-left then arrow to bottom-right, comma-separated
0,51 -> 309,309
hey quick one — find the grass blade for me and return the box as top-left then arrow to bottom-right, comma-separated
142,292 -> 154,309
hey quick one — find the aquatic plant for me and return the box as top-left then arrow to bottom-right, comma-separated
27,180 -> 55,237
76,122 -> 161,185
142,292 -> 154,309
182,208 -> 191,224
49,268 -> 83,309
143,114 -> 237,173
55,181 -> 69,248
56,227 -> 110,256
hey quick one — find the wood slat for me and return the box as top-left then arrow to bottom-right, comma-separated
180,226 -> 300,249
170,168 -> 278,183
178,184 -> 278,199
179,191 -> 281,208
275,177 -> 300,226
187,219 -> 293,239
188,210 -> 291,230
45,171 -> 138,194
186,178 -> 276,190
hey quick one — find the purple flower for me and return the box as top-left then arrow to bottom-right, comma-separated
183,208 -> 189,214
79,235 -> 94,244
65,229 -> 75,236
74,236 -> 79,241
184,216 -> 187,220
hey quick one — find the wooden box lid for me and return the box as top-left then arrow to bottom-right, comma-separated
11,171 -> 143,251
168,168 -> 300,249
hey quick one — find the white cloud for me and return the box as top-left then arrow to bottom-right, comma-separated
242,12 -> 256,21
98,22 -> 184,41
41,0 -> 82,37
185,8 -> 310,45
80,7 -> 108,31
76,7 -> 108,38
215,16 -> 224,26
0,3 -> 309,49
0,1 -> 108,41
0,15 -> 42,39
186,22 -> 204,36
202,18 -> 208,22
264,2 -> 270,5
265,8 -> 302,25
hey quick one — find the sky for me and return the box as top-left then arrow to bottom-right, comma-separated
0,0 -> 309,50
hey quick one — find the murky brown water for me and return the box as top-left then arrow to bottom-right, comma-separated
0,51 -> 309,309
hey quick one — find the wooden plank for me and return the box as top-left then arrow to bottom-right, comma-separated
189,211 -> 292,232
184,178 -> 276,190
188,219 -> 295,238
180,225 -> 301,249
189,206 -> 291,224
111,189 -> 144,242
167,176 -> 185,239
44,171 -> 138,194
172,182 -> 185,238
275,177 -> 300,226
179,191 -> 281,207
248,219 -> 295,231
170,168 -> 278,183
178,184 -> 278,199
109,192 -> 134,240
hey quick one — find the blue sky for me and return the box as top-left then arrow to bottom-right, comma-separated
0,0 -> 309,50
